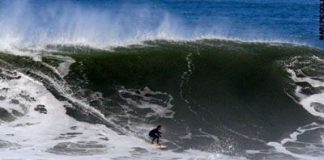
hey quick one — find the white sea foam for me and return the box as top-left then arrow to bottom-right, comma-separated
267,56 -> 324,159
39,54 -> 75,78
118,87 -> 175,119
267,123 -> 324,160
285,56 -> 324,119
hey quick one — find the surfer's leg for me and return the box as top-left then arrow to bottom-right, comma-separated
156,137 -> 159,144
151,137 -> 156,144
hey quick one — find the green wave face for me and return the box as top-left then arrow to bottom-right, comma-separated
0,39 -> 323,158
62,40 -> 323,152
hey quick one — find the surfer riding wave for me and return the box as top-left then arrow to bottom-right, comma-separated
149,125 -> 162,144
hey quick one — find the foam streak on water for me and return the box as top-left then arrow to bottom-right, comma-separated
286,56 -> 324,118
267,123 -> 324,160
266,56 -> 324,159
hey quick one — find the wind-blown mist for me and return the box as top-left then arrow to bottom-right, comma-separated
0,0 -> 320,51
0,0 -> 189,49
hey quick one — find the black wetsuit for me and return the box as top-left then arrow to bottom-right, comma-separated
149,128 -> 161,144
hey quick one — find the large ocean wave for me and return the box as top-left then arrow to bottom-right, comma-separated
0,0 -> 323,159
0,39 -> 323,159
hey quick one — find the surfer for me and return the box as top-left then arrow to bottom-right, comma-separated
149,125 -> 162,144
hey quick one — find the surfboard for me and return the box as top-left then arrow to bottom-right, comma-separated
152,144 -> 167,149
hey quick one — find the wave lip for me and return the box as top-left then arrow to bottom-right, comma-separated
0,0 -> 319,53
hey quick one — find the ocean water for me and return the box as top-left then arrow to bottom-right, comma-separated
0,0 -> 323,160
